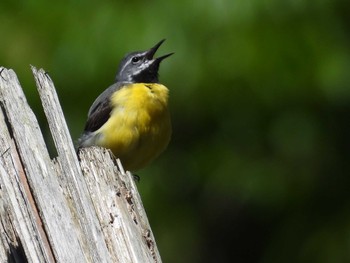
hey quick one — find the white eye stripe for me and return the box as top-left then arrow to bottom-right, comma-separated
119,62 -> 128,75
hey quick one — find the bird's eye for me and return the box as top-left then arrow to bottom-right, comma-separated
132,56 -> 141,63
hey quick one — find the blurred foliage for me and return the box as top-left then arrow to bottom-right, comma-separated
1,0 -> 350,262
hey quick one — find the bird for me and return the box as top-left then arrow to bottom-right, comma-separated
77,39 -> 173,172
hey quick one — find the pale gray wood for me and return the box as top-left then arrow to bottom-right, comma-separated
32,67 -> 162,262
0,67 -> 87,262
0,66 -> 163,263
32,66 -> 113,262
0,109 -> 49,263
79,147 -> 162,263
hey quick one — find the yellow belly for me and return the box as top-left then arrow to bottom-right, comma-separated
95,83 -> 171,171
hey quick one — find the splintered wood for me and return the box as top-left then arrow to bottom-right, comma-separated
0,66 -> 161,263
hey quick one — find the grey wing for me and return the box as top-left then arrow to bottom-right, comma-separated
84,82 -> 124,133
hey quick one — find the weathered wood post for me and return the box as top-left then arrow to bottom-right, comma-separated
0,66 -> 161,263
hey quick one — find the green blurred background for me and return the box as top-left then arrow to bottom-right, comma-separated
1,0 -> 350,262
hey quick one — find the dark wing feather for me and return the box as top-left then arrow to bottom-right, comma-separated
84,82 -> 125,132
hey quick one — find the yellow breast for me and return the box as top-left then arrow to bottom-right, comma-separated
95,83 -> 171,171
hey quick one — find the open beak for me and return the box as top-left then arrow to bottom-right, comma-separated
146,39 -> 174,62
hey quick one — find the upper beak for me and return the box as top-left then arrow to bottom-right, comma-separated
146,39 -> 174,61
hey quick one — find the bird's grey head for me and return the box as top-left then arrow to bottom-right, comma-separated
115,39 -> 173,83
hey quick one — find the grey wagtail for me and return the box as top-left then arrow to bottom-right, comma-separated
78,39 -> 173,172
